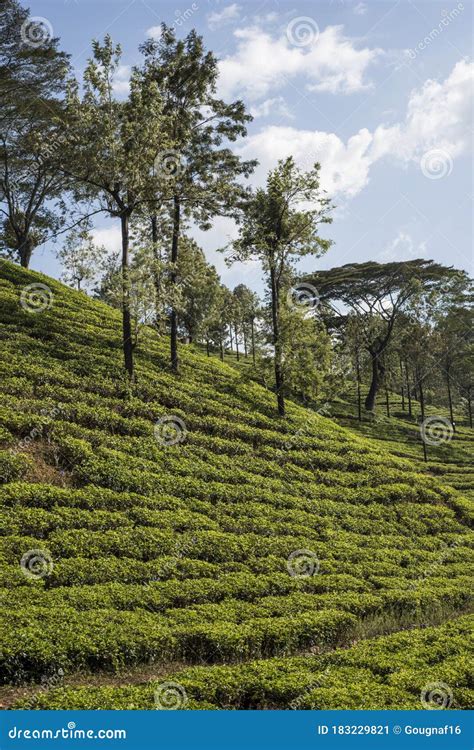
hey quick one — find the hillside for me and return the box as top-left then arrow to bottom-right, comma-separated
215,351 -> 474,504
331,398 -> 474,503
0,261 -> 472,711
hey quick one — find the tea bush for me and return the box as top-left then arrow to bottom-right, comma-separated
0,261 -> 472,709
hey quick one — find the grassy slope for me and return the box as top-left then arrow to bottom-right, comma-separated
214,350 -> 474,503
0,261 -> 472,710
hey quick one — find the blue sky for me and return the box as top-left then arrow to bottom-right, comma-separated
26,0 -> 473,292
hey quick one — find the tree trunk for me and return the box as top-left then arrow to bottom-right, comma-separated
418,371 -> 428,463
235,325 -> 240,361
364,349 -> 384,412
270,267 -> 285,416
243,329 -> 248,358
229,325 -> 233,352
150,214 -> 162,331
405,361 -> 412,418
467,385 -> 472,428
18,236 -> 35,269
399,357 -> 405,411
170,196 -> 180,374
355,346 -> 362,422
421,431 -> 428,462
418,368 -> 425,422
206,340 -> 210,357
385,387 -> 390,418
219,337 -> 224,362
120,213 -> 134,380
446,365 -> 455,431
251,318 -> 256,364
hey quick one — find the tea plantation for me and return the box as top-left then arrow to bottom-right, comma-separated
0,261 -> 472,710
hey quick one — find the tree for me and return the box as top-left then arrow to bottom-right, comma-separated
0,0 -> 70,267
433,303 -> 473,430
227,157 -> 333,416
140,25 -> 255,373
62,36 -> 167,379
57,220 -> 104,291
401,317 -> 433,424
232,284 -> 260,361
132,207 -> 171,335
279,305 -> 333,405
344,314 -> 368,422
94,247 -> 156,348
177,238 -> 221,344
202,283 -> 232,361
307,260 -> 466,412
457,348 -> 474,428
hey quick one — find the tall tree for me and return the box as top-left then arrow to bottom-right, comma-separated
140,25 -> 255,373
56,219 -> 104,291
232,284 -> 260,360
279,304 -> 333,406
178,238 -> 221,343
433,303 -> 473,430
94,247 -> 156,349
307,260 -> 466,412
227,157 -> 333,416
62,36 -> 167,379
202,283 -> 232,361
344,314 -> 367,422
0,0 -> 70,267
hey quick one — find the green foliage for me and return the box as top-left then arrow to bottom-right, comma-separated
57,219 -> 105,292
14,615 -> 473,709
0,261 -> 472,709
306,260 -> 470,411
0,0 -> 70,267
226,156 -> 334,415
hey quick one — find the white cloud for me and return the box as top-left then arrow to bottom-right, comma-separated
217,24 -> 382,100
208,3 -> 241,30
146,25 -> 162,41
250,96 -> 294,119
379,231 -> 428,261
371,59 -> 474,164
91,226 -> 122,256
353,2 -> 368,15
236,60 -> 473,199
236,125 -> 374,198
112,64 -> 131,97
190,215 -> 262,291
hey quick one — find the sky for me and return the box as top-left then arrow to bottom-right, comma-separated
25,0 -> 473,294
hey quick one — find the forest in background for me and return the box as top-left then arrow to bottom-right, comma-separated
1,0 -> 472,435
